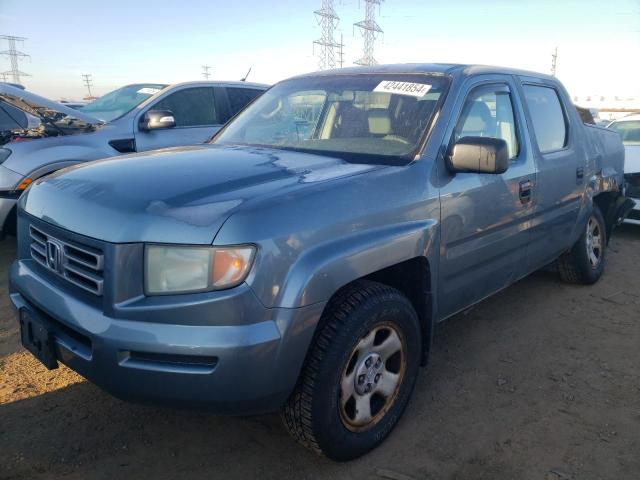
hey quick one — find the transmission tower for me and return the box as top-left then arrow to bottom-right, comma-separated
82,74 -> 94,98
202,65 -> 211,80
338,33 -> 345,68
354,0 -> 383,66
0,35 -> 30,84
551,46 -> 558,76
313,0 -> 341,70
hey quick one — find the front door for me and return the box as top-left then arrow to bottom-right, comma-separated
438,78 -> 536,319
134,86 -> 223,151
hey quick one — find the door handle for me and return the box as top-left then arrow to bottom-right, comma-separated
519,179 -> 533,204
576,167 -> 584,183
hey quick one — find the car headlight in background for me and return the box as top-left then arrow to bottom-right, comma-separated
0,148 -> 11,165
145,245 -> 256,295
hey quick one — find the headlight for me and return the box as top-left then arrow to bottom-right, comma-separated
145,245 -> 256,295
0,148 -> 10,165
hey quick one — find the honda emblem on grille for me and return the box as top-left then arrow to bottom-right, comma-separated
46,239 -> 64,273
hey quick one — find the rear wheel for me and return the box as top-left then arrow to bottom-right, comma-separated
558,206 -> 607,284
281,280 -> 421,461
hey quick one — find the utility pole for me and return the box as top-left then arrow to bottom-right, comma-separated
354,0 -> 384,66
551,46 -> 558,76
0,35 -> 30,84
82,74 -> 94,98
313,0 -> 341,70
202,65 -> 211,80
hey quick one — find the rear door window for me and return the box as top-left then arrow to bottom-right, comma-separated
226,87 -> 263,116
151,87 -> 218,127
522,85 -> 568,153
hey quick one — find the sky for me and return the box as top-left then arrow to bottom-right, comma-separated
1,0 -> 639,100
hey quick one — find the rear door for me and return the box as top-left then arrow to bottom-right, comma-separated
134,86 -> 224,151
518,80 -> 585,270
438,75 -> 537,319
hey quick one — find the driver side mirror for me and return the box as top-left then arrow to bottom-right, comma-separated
447,136 -> 509,174
139,110 -> 176,131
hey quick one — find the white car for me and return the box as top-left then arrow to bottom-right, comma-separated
608,114 -> 640,225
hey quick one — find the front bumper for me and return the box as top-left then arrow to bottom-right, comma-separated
10,258 -> 325,414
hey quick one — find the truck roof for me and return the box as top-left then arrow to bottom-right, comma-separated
167,80 -> 270,90
293,63 -> 556,82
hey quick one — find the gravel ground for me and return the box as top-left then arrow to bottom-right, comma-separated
1,226 -> 639,480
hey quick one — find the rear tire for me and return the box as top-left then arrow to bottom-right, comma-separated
281,280 -> 421,461
557,206 -> 607,284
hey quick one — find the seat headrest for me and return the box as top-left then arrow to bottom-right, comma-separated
368,109 -> 391,135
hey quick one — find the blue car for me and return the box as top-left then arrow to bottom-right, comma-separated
0,81 -> 268,238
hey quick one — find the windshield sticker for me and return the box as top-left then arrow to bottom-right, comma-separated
373,81 -> 432,98
137,87 -> 161,95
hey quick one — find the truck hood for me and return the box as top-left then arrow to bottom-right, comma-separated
20,144 -> 380,244
0,83 -> 102,126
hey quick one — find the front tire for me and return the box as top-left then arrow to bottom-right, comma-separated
281,280 -> 421,461
558,206 -> 607,284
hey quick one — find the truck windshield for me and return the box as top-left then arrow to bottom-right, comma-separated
213,74 -> 448,165
80,84 -> 167,122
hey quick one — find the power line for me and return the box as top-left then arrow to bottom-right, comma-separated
354,0 -> 384,66
313,0 -> 341,70
81,74 -> 94,98
202,65 -> 211,80
0,35 -> 30,84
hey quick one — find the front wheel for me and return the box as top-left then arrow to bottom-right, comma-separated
281,280 -> 421,461
557,206 -> 607,284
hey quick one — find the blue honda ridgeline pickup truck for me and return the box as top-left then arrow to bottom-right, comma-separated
9,64 -> 632,461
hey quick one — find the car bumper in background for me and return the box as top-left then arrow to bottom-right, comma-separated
0,196 -> 18,238
9,259 -> 325,414
624,197 -> 640,225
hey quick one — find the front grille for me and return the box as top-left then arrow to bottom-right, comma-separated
29,225 -> 104,296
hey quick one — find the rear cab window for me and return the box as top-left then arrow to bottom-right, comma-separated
522,84 -> 568,153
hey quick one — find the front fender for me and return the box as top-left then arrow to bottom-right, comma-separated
5,139 -> 115,178
276,219 -> 438,309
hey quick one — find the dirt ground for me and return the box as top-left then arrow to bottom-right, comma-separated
1,226 -> 639,480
